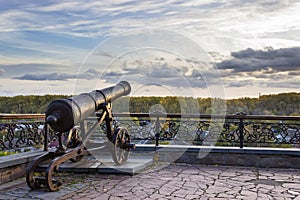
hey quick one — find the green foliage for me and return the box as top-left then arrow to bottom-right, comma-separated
0,95 -> 69,114
226,93 -> 300,115
0,92 -> 300,116
0,151 -> 16,156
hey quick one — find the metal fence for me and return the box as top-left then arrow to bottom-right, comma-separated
1,113 -> 300,151
112,113 -> 300,148
0,114 -> 55,151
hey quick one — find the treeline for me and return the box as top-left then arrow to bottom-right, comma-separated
0,95 -> 69,114
1,93 -> 300,116
113,93 -> 300,115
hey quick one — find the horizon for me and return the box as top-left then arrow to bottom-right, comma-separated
0,1 -> 300,99
1,91 -> 300,101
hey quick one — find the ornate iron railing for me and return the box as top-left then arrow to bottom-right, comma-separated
1,113 -> 300,151
0,114 -> 57,151
111,113 -> 300,148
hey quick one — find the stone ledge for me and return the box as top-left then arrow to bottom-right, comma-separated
0,150 -> 44,169
135,144 -> 300,154
134,145 -> 300,168
0,150 -> 45,184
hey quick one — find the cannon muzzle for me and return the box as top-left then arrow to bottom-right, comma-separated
45,81 -> 131,132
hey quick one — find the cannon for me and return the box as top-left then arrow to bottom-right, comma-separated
26,81 -> 135,191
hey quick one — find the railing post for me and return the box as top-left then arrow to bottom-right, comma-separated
239,118 -> 244,148
43,122 -> 48,151
155,116 -> 160,147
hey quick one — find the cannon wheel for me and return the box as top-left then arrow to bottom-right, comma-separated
26,152 -> 59,190
112,128 -> 130,165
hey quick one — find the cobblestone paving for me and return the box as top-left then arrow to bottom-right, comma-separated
1,164 -> 300,199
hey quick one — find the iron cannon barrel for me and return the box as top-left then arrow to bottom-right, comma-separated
45,81 -> 131,132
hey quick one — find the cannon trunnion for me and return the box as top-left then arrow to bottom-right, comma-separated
26,81 -> 135,191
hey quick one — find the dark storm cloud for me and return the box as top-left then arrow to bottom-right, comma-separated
216,47 -> 300,73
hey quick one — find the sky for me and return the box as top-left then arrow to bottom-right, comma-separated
0,0 -> 300,99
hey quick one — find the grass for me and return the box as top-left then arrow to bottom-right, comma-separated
0,151 -> 16,156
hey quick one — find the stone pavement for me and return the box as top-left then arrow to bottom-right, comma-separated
1,163 -> 300,200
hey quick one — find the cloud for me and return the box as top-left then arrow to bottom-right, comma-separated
1,1 -> 300,98
103,71 -> 124,77
216,47 -> 300,73
288,71 -> 300,76
265,80 -> 300,89
0,63 -> 77,78
14,72 -> 76,81
99,56 -> 219,89
0,68 -> 5,75
94,51 -> 114,58
1,0 -> 298,40
213,46 -> 300,89
228,0 -> 294,12
0,1 -> 299,66
261,29 -> 300,41
145,63 -> 181,78
13,68 -> 101,81
144,83 -> 162,86
227,80 -> 254,88
85,68 -> 101,75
